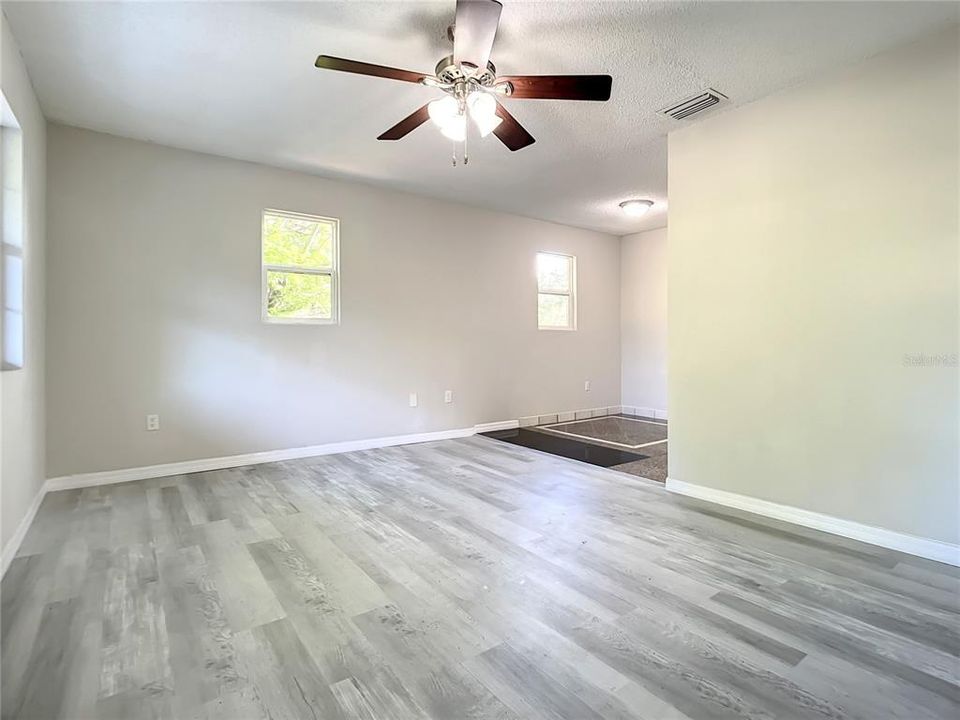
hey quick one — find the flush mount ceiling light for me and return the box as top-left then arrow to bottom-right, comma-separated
313,0 -> 613,165
620,199 -> 654,217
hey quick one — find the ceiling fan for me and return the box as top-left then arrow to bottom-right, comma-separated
314,0 -> 612,160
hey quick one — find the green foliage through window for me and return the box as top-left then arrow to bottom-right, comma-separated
538,293 -> 570,328
266,271 -> 332,319
262,213 -> 334,268
536,252 -> 575,329
537,252 -> 571,292
262,210 -> 338,322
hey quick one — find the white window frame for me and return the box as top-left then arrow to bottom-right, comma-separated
261,208 -> 340,325
536,251 -> 577,331
2,94 -> 25,370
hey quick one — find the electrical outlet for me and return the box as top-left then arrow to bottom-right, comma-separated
146,414 -> 160,431
584,380 -> 591,392
444,390 -> 453,404
409,393 -> 418,408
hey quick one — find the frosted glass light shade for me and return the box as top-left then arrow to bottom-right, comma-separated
620,199 -> 654,216
467,92 -> 501,137
467,91 -> 497,119
440,114 -> 466,141
428,97 -> 459,127
473,113 -> 502,137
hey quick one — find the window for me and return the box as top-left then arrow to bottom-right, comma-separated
537,251 -> 576,330
2,94 -> 24,370
262,209 -> 339,324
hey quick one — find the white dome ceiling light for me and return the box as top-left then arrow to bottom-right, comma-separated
619,199 -> 654,217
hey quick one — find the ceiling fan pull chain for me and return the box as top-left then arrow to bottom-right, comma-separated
464,132 -> 469,165
452,142 -> 457,167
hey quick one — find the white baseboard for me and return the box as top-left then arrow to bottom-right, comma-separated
665,478 -> 960,567
45,425 -> 493,492
474,420 -> 520,433
1,422 -> 511,579
1,483 -> 46,578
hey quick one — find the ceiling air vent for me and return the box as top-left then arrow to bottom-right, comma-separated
659,89 -> 729,120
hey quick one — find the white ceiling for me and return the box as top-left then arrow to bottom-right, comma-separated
5,1 -> 957,234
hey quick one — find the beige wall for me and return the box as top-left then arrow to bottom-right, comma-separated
668,28 -> 959,545
1,12 -> 46,555
46,125 -> 621,477
620,227 -> 667,416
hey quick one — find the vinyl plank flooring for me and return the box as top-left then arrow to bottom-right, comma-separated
99,544 -> 173,700
14,489 -> 82,557
1,555 -> 47,669
193,519 -> 285,633
612,604 -> 846,720
3,436 -> 958,720
329,676 -> 382,720
350,600 -> 489,681
413,663 -> 521,720
147,485 -> 197,551
779,578 -> 960,656
567,618 -> 779,720
8,596 -> 81,719
244,537 -> 362,681
327,635 -> 433,718
472,633 -> 641,720
157,544 -> 243,713
108,483 -> 153,548
233,618 -> 344,720
706,575 -> 960,687
464,642 -> 608,720
711,591 -> 960,704
331,670 -> 432,720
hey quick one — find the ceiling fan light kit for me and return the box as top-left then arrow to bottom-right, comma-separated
313,0 -> 613,164
426,81 -> 502,144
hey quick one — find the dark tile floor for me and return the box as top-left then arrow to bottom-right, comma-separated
612,441 -> 668,482
484,415 -> 669,482
480,428 -> 648,467
539,415 -> 667,449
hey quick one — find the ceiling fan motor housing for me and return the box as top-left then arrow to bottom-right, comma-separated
434,55 -> 498,88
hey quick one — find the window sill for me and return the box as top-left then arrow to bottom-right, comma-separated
262,316 -> 339,326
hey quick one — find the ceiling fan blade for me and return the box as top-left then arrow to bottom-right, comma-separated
377,105 -> 431,141
315,55 -> 429,84
453,0 -> 502,72
492,101 -> 535,152
499,75 -> 613,101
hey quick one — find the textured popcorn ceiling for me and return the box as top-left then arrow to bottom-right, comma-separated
5,1 -> 957,234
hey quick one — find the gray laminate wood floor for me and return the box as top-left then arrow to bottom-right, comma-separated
2,436 -> 958,719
